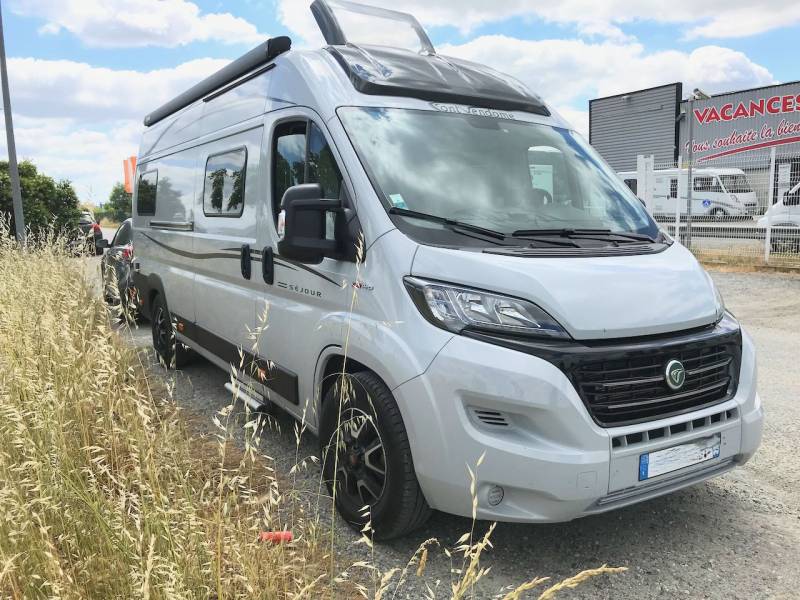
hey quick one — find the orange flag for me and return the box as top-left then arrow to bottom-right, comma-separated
123,156 -> 137,194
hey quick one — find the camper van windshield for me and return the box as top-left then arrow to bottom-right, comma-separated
339,107 -> 658,240
719,174 -> 752,194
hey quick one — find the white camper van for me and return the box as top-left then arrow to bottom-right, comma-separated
618,167 -> 759,219
758,180 -> 800,253
132,0 -> 763,539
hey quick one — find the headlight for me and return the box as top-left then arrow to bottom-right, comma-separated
403,277 -> 570,339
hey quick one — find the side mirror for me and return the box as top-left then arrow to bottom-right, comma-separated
277,183 -> 341,263
95,238 -> 110,251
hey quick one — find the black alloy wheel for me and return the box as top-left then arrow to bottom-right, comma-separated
319,370 -> 431,540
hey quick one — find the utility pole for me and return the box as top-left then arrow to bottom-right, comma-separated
0,0 -> 25,242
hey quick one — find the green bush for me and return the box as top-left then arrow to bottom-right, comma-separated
0,160 -> 81,235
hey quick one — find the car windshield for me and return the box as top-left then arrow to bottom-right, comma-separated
338,107 -> 658,239
719,174 -> 752,194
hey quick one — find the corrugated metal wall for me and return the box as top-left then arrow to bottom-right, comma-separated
589,83 -> 682,171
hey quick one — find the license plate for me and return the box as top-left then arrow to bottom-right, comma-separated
638,434 -> 721,481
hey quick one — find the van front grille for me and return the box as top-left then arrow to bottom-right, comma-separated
462,313 -> 742,429
573,341 -> 739,427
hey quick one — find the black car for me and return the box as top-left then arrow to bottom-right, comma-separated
79,210 -> 104,255
100,219 -> 137,312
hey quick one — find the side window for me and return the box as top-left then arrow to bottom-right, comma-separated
694,176 -> 721,193
623,178 -> 637,195
273,122 -> 308,220
113,222 -> 132,246
669,178 -> 678,199
136,170 -> 157,216
272,120 -> 344,221
307,122 -> 342,200
203,148 -> 247,217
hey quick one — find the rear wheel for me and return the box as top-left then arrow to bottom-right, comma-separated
151,293 -> 192,368
319,371 -> 431,540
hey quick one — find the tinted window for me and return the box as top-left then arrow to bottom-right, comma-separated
137,171 -> 157,215
273,122 -> 307,219
203,149 -> 247,217
113,221 -> 132,246
307,123 -> 342,200
272,121 -> 344,221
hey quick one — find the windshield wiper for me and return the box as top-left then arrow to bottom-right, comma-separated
512,228 -> 657,244
388,207 -> 507,240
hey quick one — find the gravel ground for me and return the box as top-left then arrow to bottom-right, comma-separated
120,268 -> 800,599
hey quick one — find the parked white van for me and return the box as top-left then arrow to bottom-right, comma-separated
618,167 -> 759,219
758,180 -> 800,252
132,0 -> 763,539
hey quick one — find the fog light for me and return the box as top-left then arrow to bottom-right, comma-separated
487,485 -> 504,506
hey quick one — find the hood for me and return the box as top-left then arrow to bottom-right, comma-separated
410,243 -> 718,340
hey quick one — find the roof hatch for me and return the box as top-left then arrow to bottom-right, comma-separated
311,0 -> 549,116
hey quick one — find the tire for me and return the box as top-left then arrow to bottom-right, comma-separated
710,207 -> 727,221
319,371 -> 431,540
150,293 -> 192,368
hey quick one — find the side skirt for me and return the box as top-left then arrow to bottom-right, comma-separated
174,316 -> 299,406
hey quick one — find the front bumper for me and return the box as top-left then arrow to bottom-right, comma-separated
394,329 -> 762,522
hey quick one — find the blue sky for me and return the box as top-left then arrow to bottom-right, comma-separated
2,0 -> 799,203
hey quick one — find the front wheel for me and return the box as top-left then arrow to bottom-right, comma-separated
151,294 -> 192,368
710,207 -> 727,221
319,371 -> 431,540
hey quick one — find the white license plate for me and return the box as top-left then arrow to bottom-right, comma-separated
638,434 -> 721,481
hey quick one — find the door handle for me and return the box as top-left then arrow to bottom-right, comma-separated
240,244 -> 251,280
262,246 -> 274,285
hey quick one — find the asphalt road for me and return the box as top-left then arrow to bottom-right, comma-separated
120,269 -> 800,599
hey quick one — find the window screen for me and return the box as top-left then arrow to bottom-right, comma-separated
203,149 -> 247,216
137,171 -> 157,215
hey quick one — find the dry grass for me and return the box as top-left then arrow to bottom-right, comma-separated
0,228 -> 624,598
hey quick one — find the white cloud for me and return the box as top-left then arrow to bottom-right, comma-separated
440,36 -> 774,109
10,0 -> 269,48
8,56 -> 229,121
278,0 -> 800,41
2,56 -> 231,202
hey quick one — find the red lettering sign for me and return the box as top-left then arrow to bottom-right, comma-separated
693,93 -> 800,124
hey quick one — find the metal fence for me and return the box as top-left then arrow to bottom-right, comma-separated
624,147 -> 800,269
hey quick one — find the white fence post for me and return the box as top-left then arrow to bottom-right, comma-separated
764,147 -> 776,264
636,154 -> 654,213
675,155 -> 683,241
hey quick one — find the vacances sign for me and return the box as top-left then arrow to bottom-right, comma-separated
688,92 -> 800,161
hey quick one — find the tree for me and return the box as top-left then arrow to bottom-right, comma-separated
0,160 -> 80,235
208,168 -> 226,212
104,182 -> 132,223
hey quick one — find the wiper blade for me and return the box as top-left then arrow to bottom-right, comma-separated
388,207 -> 506,240
512,228 -> 657,243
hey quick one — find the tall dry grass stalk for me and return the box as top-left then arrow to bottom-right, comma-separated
0,227 -> 624,598
0,231 -> 340,598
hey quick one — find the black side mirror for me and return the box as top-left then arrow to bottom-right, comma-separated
277,183 -> 341,263
95,238 -> 110,251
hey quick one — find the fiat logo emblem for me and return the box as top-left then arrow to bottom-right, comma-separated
665,359 -> 686,391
